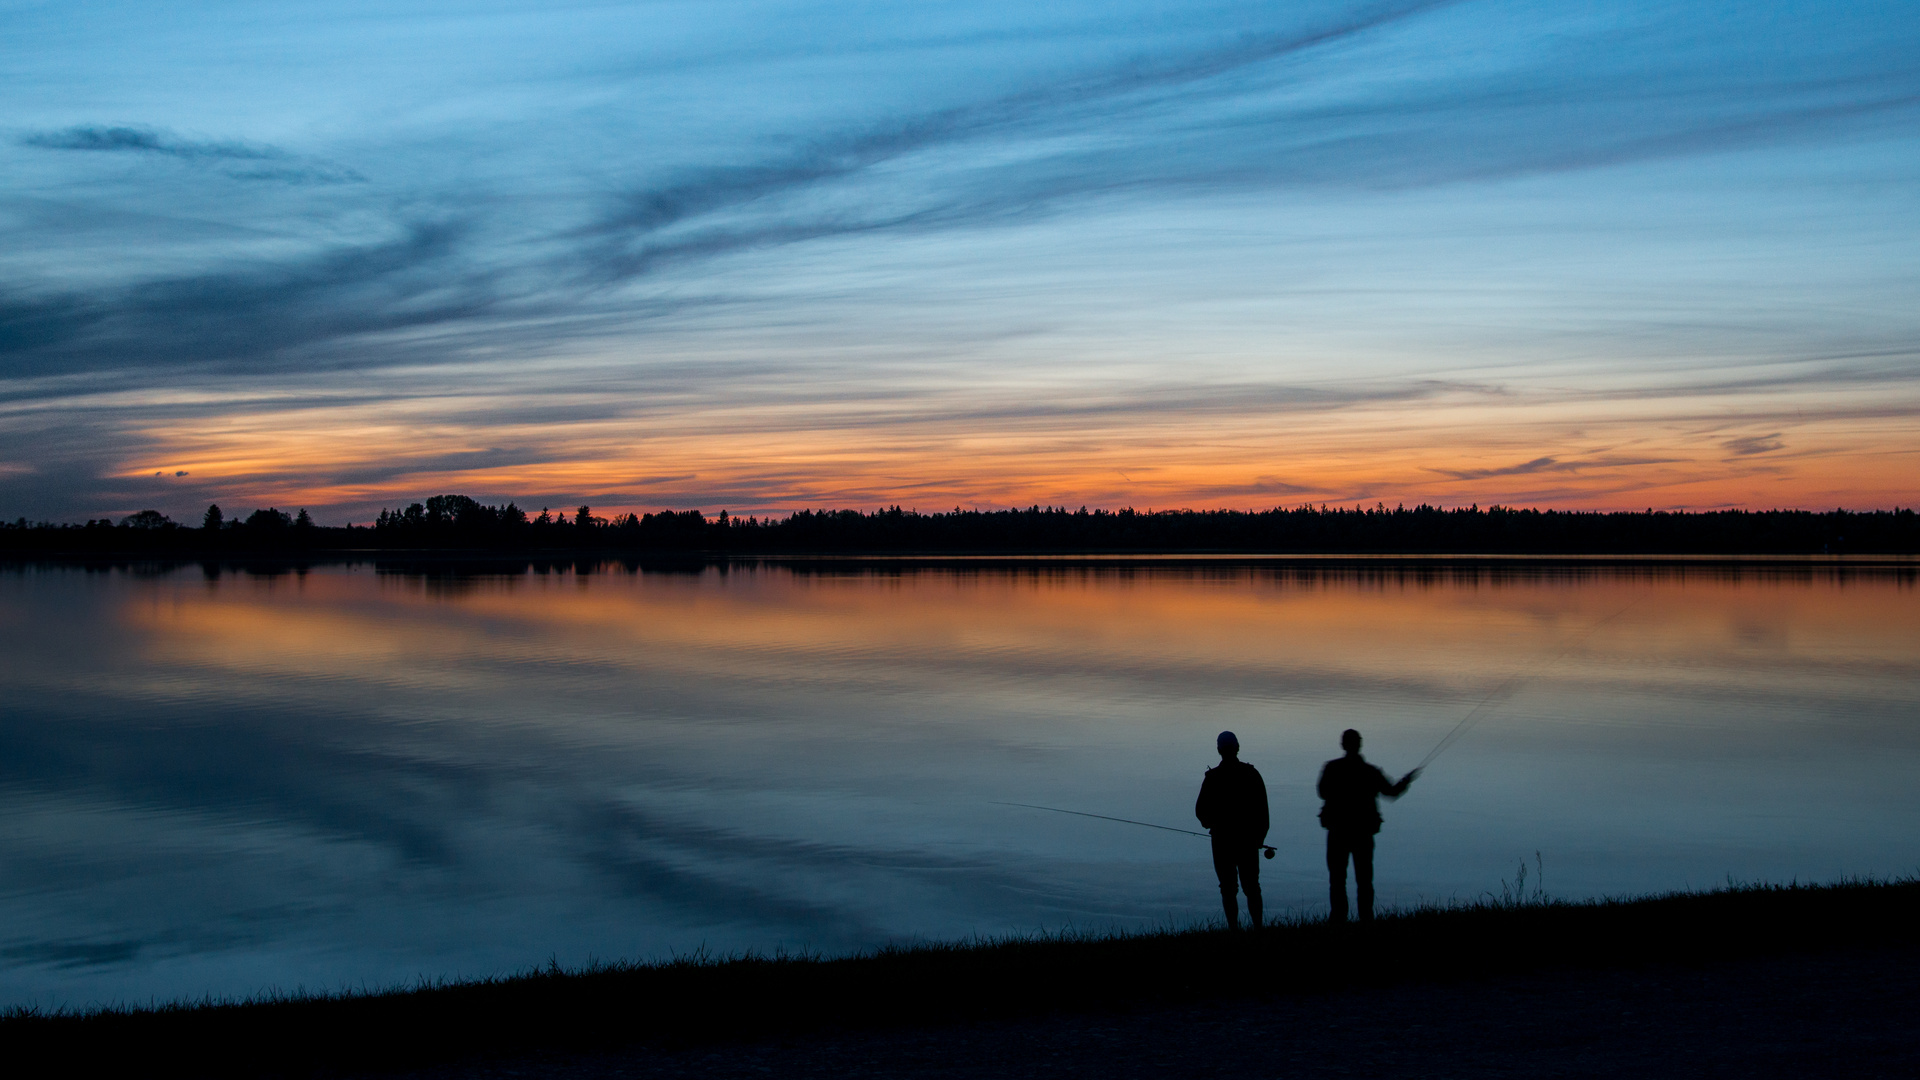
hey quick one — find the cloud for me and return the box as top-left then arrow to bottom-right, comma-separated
24,125 -> 280,161
574,1 -> 1462,279
329,447 -> 577,487
19,125 -> 366,183
9,1 -> 1919,394
1723,433 -> 1785,456
0,938 -> 146,970
1173,476 -> 1322,500
1440,455 -> 1561,479
4,1 -> 1919,518
0,220 -> 490,379
569,3 -> 1920,287
1431,455 -> 1680,481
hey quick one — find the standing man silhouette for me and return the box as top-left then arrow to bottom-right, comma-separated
1195,731 -> 1269,930
1318,729 -> 1418,923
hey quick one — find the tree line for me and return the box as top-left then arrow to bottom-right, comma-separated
4,496 -> 1917,554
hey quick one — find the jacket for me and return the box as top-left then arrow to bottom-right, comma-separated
1316,754 -> 1401,834
1195,759 -> 1270,845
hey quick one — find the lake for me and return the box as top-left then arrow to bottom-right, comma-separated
1,557 -> 1915,1009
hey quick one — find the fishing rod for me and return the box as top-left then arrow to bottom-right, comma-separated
1411,597 -> 1641,772
994,801 -> 1276,858
998,600 -> 1640,856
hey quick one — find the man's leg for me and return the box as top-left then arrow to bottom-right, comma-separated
1239,846 -> 1263,928
1354,833 -> 1376,922
1211,835 -> 1241,929
1325,831 -> 1349,923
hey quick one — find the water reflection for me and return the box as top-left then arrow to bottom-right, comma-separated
0,558 -> 1914,1008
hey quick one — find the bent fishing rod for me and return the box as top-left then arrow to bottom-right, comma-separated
1411,596 -> 1641,772
997,601 -> 1641,851
994,801 -> 1276,858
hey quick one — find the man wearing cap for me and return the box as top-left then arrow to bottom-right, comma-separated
1194,731 -> 1270,930
1318,728 -> 1419,923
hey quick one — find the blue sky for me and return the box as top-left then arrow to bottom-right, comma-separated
4,0 -> 1917,520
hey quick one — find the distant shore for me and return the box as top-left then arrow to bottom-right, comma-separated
7,502 -> 1918,557
7,546 -> 1919,565
6,879 -> 1915,1078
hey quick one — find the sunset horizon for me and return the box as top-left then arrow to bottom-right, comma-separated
4,2 -> 1919,1059
6,1 -> 1916,524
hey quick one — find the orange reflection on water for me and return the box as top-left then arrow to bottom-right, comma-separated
34,556 -> 1920,991
118,563 -> 1920,740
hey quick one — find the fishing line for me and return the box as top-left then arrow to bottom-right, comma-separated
997,598 -> 1638,866
993,801 -> 1277,857
1412,596 -> 1640,772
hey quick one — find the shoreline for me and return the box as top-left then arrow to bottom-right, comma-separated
9,505 -> 1916,560
6,550 -> 1918,567
6,879 -> 1916,1077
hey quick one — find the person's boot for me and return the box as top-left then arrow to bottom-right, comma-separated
1221,891 -> 1240,930
1247,889 -> 1263,930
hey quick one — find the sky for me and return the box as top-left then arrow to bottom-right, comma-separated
3,0 -> 1918,523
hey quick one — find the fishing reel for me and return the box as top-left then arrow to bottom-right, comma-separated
1262,846 -> 1275,860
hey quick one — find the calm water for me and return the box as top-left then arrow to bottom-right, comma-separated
1,558 -> 1916,1008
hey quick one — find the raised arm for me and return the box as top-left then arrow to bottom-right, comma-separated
1382,767 -> 1421,800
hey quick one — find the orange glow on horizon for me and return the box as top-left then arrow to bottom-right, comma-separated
113,370 -> 1920,520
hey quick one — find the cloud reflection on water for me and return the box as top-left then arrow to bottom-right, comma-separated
0,559 -> 1914,1007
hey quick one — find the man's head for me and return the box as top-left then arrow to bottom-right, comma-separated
1341,728 -> 1362,754
1217,730 -> 1240,759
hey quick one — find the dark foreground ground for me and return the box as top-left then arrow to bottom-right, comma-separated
400,944 -> 1920,1080
8,882 -> 1917,1078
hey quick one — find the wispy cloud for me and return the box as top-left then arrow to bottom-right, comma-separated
2,0 -> 1918,518
1431,454 -> 1681,481
26,125 -> 281,161
20,124 -> 366,183
0,221 -> 489,379
10,1 -> 1919,387
574,0 -> 1460,280
1723,433 -> 1786,457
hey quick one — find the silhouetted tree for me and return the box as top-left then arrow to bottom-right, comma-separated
425,494 -> 494,527
5,496 -> 1917,556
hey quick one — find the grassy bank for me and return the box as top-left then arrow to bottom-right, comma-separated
5,879 -> 1916,1078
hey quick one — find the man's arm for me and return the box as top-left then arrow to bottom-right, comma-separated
1382,766 -> 1421,800
1195,771 -> 1215,829
1252,769 -> 1270,844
